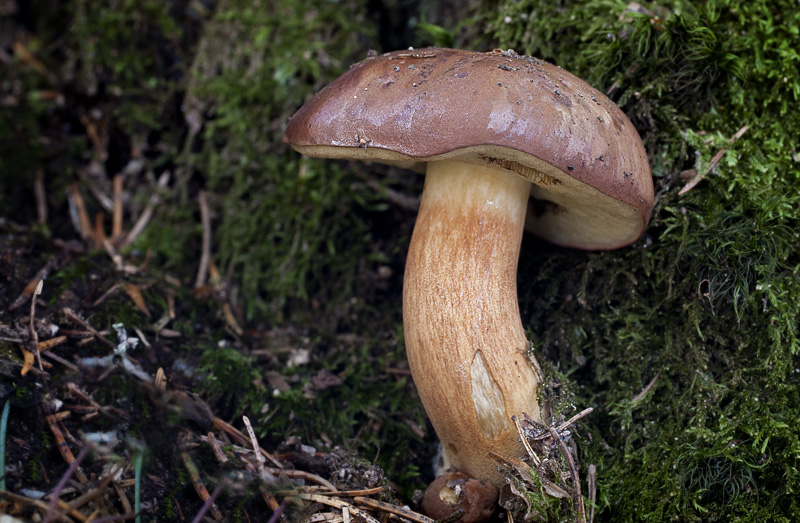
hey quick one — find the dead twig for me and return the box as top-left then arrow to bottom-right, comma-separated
323,487 -> 383,497
207,432 -> 229,463
29,279 -> 44,372
112,174 -> 124,239
9,257 -> 59,311
64,463 -> 124,514
41,349 -> 80,373
181,451 -> 224,521
102,238 -> 152,274
91,282 -> 122,307
631,373 -> 660,403
262,491 -> 280,512
34,336 -> 72,371
530,408 -> 594,441
488,451 -> 570,499
154,368 -> 167,395
191,478 -> 230,523
307,513 -> 343,523
35,169 -> 47,224
587,464 -> 597,523
45,413 -> 89,483
298,494 -> 381,523
62,308 -> 116,348
0,489 -> 85,522
213,417 -> 285,470
243,415 -> 268,482
112,482 -> 133,516
265,468 -> 337,492
68,182 -> 93,241
548,426 -> 586,523
513,415 -> 540,466
65,382 -> 123,420
354,496 -> 435,523
93,211 -> 107,248
195,190 -> 211,289
120,171 -> 170,249
43,445 -> 90,523
679,125 -> 749,195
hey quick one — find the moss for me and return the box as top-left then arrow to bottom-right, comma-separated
164,0 -> 394,327
480,0 -> 800,520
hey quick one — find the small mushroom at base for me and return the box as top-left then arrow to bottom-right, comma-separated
422,471 -> 499,523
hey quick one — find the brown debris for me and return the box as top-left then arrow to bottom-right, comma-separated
112,174 -> 124,239
45,414 -> 89,484
181,451 -> 224,521
631,373 -> 660,403
8,257 -> 59,311
213,417 -> 286,470
195,190 -> 212,289
62,308 -> 116,349
121,282 -> 150,316
548,425 -> 586,523
491,410 -> 597,523
35,169 -> 47,225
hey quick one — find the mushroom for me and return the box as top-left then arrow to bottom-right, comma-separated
283,48 -> 653,485
421,471 -> 498,523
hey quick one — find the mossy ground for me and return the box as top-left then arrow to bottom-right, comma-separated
1,0 -> 799,521
484,0 -> 800,520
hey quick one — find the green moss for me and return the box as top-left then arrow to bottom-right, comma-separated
196,341 -> 265,415
160,0 -> 392,327
482,0 -> 800,520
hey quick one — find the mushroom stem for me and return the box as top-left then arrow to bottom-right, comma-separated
404,159 -> 543,485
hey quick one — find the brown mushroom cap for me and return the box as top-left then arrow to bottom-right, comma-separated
283,47 -> 653,249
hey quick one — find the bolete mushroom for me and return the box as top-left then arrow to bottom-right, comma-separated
283,48 -> 653,485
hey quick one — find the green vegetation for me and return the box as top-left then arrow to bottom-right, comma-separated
175,0 -> 391,323
480,0 -> 800,520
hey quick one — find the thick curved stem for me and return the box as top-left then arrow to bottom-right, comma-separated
404,160 -> 543,485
